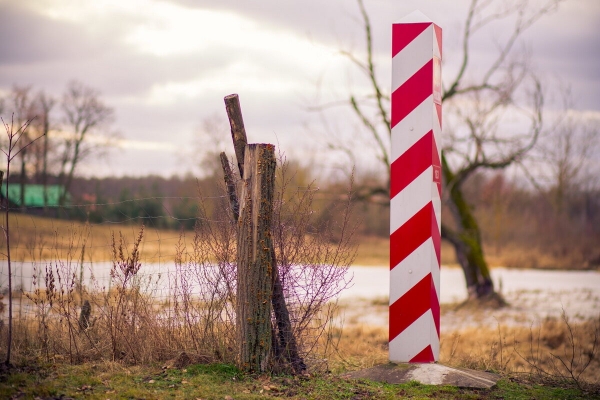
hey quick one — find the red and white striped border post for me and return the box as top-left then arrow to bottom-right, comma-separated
389,11 -> 442,363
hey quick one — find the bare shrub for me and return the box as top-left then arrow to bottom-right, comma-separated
169,215 -> 238,364
1,115 -> 44,367
22,265 -> 56,361
1,154 -> 355,371
514,311 -> 599,389
270,155 -> 355,369
100,227 -> 146,362
85,230 -> 171,364
168,153 -> 357,371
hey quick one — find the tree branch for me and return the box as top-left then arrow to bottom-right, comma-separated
356,0 -> 391,135
350,96 -> 390,169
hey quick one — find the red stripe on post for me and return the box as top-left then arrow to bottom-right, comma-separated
391,59 -> 433,128
390,130 -> 434,199
392,23 -> 431,57
390,202 -> 434,270
389,273 -> 433,341
409,345 -> 435,363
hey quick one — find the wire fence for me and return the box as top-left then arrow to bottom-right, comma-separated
0,194 -> 228,314
0,190 -> 356,323
0,187 -> 357,368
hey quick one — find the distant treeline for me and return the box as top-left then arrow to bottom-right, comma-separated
6,160 -> 600,269
461,172 -> 600,269
7,173 -> 219,230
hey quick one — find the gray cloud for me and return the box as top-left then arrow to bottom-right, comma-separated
0,0 -> 598,177
0,2 -> 98,64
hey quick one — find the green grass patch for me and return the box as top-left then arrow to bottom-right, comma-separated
0,362 -> 598,399
185,363 -> 243,379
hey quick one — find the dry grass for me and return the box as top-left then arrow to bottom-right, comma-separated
352,234 -> 597,270
326,325 -> 388,372
0,214 -> 442,269
1,214 -> 354,266
485,243 -> 598,270
5,214 -> 590,270
441,316 -> 600,386
325,317 -> 600,386
0,213 -> 195,262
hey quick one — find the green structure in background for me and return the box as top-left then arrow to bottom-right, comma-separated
1,184 -> 69,207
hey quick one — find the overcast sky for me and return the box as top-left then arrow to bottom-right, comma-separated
0,0 -> 598,178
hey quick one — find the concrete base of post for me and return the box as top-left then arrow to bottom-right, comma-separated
342,363 -> 500,389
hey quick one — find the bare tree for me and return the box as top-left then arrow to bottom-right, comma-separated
1,116 -> 45,367
3,86 -> 37,210
193,113 -> 230,178
58,80 -> 114,205
337,0 -> 561,299
29,91 -> 56,209
534,99 -> 600,214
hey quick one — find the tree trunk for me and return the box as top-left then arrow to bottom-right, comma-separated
236,144 -> 276,372
223,94 -> 306,373
441,154 -> 495,299
224,94 -> 249,179
269,246 -> 306,373
220,152 -> 240,222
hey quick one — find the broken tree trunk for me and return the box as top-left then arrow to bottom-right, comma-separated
269,246 -> 306,373
224,94 -> 248,179
223,94 -> 305,373
220,152 -> 240,222
236,144 -> 276,372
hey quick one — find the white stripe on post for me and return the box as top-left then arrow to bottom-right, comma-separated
390,11 -> 442,363
391,97 -> 434,161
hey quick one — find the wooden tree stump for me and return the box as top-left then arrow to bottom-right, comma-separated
223,93 -> 305,374
236,143 -> 276,372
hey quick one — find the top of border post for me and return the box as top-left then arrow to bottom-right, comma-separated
395,10 -> 432,24
392,10 -> 442,61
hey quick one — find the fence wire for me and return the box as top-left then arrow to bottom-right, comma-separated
0,191 -> 353,322
0,195 -> 231,315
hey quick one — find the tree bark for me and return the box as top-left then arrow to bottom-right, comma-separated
224,94 -> 248,179
236,144 -> 276,372
269,244 -> 306,373
220,152 -> 239,222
